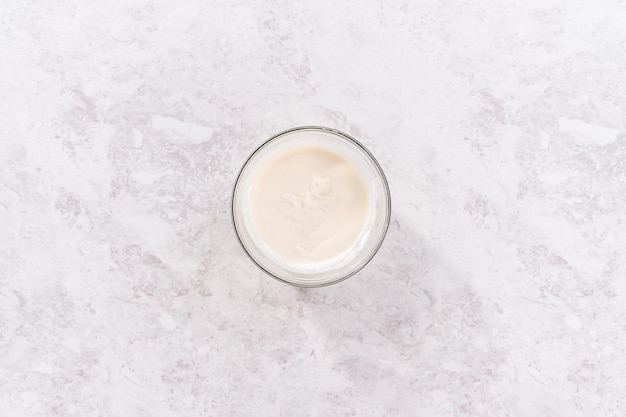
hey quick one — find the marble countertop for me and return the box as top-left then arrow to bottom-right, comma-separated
2,0 -> 625,415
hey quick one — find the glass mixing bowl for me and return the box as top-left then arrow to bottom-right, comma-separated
231,126 -> 391,287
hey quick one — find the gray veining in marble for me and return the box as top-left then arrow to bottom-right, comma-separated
1,0 -> 625,415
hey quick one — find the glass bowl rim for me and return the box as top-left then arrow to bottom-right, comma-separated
231,125 -> 391,288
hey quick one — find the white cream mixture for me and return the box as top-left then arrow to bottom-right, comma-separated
251,147 -> 368,263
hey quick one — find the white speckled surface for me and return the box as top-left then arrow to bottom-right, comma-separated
1,0 -> 626,415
